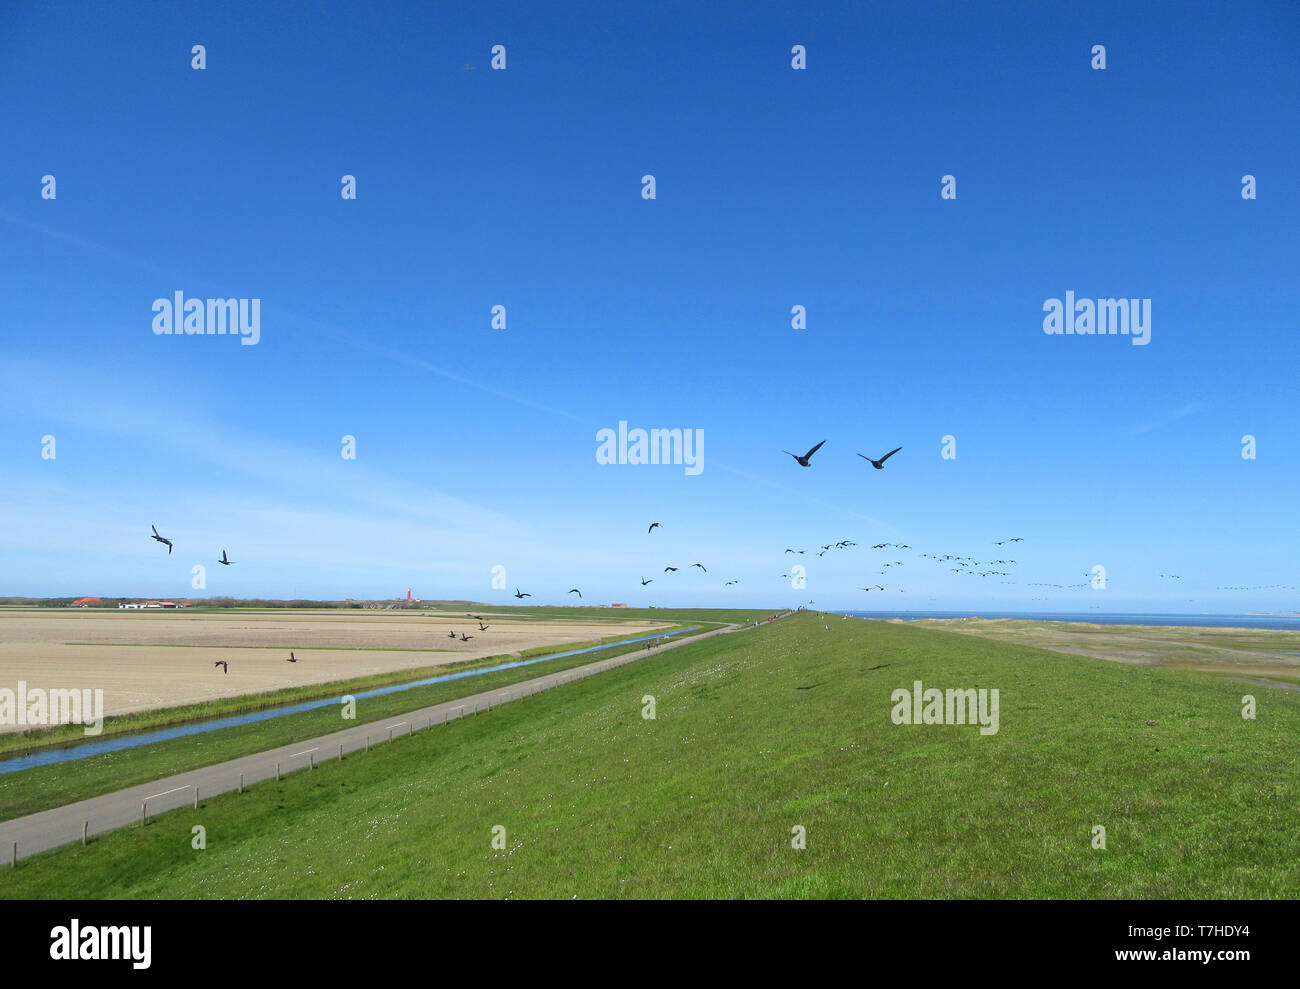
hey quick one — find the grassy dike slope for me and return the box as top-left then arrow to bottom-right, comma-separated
3,613 -> 1297,898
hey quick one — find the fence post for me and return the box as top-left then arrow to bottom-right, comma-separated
310,751 -> 315,770
366,736 -> 370,752
239,773 -> 244,793
276,762 -> 281,781
141,802 -> 146,823
11,841 -> 16,866
339,743 -> 344,761
194,786 -> 198,809
83,821 -> 88,846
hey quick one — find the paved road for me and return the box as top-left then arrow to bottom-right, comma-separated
0,617 -> 782,865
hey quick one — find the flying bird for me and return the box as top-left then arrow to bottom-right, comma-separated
640,577 -> 653,586
448,630 -> 458,638
214,661 -> 228,674
691,563 -> 707,572
783,440 -> 826,467
150,525 -> 173,554
647,522 -> 662,533
567,588 -> 582,598
218,550 -> 233,566
460,633 -> 474,642
664,566 -> 679,572
514,588 -> 531,599
858,447 -> 902,470
478,623 -> 489,631
287,651 -> 298,663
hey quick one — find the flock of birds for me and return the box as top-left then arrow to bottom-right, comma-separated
148,437 -> 1291,630
782,440 -> 902,471
150,525 -> 235,567
212,650 -> 297,675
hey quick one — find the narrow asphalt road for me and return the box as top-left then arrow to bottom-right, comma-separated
0,615 -> 788,865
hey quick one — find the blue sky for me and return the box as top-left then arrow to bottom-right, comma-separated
1,0 -> 1297,612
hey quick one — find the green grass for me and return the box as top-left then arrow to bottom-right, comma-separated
3,612 -> 1296,898
0,622 -> 722,820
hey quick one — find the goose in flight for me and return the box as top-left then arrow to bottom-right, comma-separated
478,622 -> 490,631
514,588 -> 531,599
783,440 -> 826,467
214,660 -> 228,674
567,588 -> 581,598
647,522 -> 662,533
287,651 -> 298,663
640,577 -> 653,586
664,566 -> 679,572
218,550 -> 234,566
859,447 -> 902,470
691,563 -> 707,572
150,525 -> 173,554
460,633 -> 474,642
448,630 -> 458,638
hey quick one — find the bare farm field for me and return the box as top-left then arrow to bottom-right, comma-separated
0,609 -> 670,725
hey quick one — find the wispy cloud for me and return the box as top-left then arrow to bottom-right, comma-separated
1124,402 -> 1201,435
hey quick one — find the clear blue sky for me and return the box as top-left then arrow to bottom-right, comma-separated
1,0 -> 1297,612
